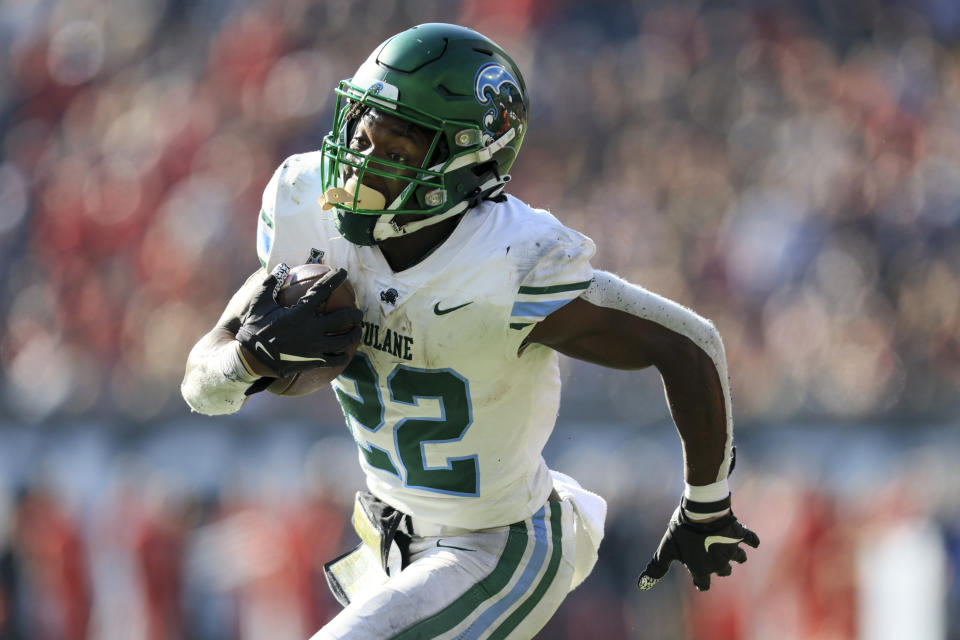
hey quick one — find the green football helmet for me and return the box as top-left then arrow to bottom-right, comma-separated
318,23 -> 529,246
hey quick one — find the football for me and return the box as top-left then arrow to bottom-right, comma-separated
269,263 -> 360,396
276,262 -> 358,309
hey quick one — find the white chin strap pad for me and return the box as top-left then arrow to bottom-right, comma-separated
372,202 -> 468,242
371,175 -> 506,242
318,178 -> 386,211
582,270 -> 735,482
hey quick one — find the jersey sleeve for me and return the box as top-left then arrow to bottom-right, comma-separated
256,164 -> 283,268
510,222 -> 596,334
255,152 -> 332,271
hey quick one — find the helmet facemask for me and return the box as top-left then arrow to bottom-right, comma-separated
319,87 -> 474,245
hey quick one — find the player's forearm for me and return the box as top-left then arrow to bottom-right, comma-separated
180,329 -> 260,415
657,336 -> 729,486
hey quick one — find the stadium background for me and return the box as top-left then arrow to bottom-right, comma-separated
0,0 -> 958,638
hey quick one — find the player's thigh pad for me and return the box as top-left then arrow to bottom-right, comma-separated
312,501 -> 577,640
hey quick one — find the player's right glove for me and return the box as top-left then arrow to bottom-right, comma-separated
235,266 -> 362,378
637,504 -> 759,592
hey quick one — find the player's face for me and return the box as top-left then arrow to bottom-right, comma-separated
346,109 -> 432,207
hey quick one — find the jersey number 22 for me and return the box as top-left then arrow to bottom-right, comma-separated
335,352 -> 478,496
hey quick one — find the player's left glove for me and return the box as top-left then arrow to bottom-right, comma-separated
637,504 -> 759,592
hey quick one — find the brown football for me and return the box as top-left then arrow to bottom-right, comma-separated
276,262 -> 358,309
269,263 -> 360,396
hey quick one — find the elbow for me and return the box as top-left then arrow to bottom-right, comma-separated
181,386 -> 248,416
180,333 -> 256,416
677,311 -> 726,371
656,334 -> 708,379
655,319 -> 724,380
697,318 -> 726,366
180,369 -> 249,416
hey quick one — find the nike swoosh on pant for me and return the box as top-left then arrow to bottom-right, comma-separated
704,535 -> 744,552
436,540 -> 476,552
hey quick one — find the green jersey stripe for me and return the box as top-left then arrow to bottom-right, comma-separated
517,280 -> 591,295
509,322 -> 533,330
259,207 -> 274,229
390,522 -> 529,640
488,502 -> 564,640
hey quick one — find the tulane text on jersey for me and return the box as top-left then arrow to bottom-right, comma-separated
361,321 -> 414,361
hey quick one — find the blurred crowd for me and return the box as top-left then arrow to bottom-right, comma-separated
0,0 -> 959,423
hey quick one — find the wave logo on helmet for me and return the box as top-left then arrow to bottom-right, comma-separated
474,62 -> 526,144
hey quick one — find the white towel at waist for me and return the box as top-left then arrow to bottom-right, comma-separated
550,469 -> 607,589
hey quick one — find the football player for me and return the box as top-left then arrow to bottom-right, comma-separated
181,23 -> 759,639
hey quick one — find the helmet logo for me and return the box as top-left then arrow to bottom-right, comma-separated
473,63 -> 526,144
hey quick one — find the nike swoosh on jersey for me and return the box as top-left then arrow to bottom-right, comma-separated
433,301 -> 473,315
704,535 -> 744,552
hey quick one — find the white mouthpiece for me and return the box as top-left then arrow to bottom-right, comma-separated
318,178 -> 386,211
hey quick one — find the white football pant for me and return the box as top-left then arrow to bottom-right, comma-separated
312,500 -> 578,640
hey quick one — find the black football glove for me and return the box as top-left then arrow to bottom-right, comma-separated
638,505 -> 759,592
235,266 -> 363,378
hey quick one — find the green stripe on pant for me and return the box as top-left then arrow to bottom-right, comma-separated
391,522 -> 529,640
487,502 -> 563,639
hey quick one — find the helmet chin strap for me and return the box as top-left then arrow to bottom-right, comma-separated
371,175 -> 508,242
321,173 -> 509,243
372,202 -> 468,241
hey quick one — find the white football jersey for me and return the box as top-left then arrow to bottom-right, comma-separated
257,153 -> 596,529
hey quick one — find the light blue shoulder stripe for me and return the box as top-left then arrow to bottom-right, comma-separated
510,298 -> 577,319
257,219 -> 273,268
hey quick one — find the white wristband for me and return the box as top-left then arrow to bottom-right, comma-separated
682,479 -> 731,521
683,479 -> 729,503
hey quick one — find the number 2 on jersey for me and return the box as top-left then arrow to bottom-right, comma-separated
334,353 -> 478,496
